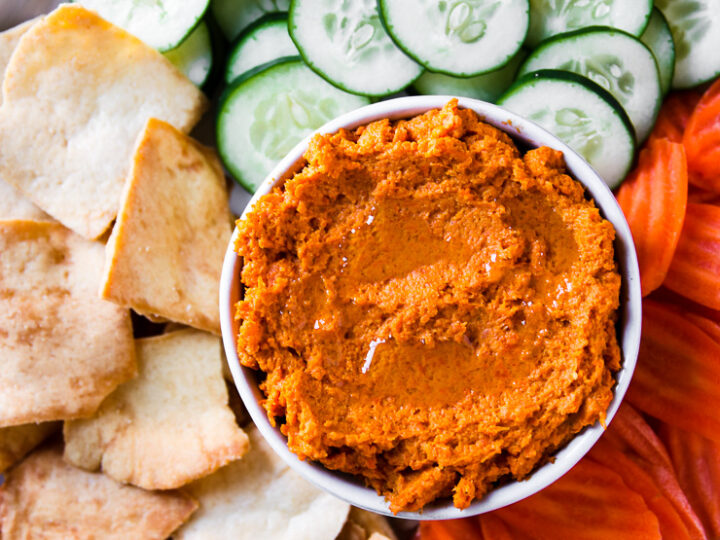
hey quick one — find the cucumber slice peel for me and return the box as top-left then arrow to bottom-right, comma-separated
518,27 -> 661,142
655,0 -> 720,88
210,0 -> 290,41
74,0 -> 210,52
288,0 -> 423,97
526,0 -> 652,47
164,21 -> 213,87
225,14 -> 297,84
412,49 -> 526,102
640,8 -> 675,95
217,57 -> 370,191
499,69 -> 636,189
379,0 -> 529,77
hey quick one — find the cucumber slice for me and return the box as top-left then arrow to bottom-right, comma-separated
74,0 -> 209,52
217,57 -> 370,191
655,0 -> 720,88
412,49 -> 526,102
498,70 -> 635,189
640,8 -> 675,95
518,27 -> 661,142
378,0 -> 528,77
288,0 -> 423,97
164,21 -> 213,87
225,14 -> 296,84
210,0 -> 290,41
526,0 -> 652,47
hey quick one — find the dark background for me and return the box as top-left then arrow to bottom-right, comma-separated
0,1 -> 60,31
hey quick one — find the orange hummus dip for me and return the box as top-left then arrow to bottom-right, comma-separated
235,100 -> 621,513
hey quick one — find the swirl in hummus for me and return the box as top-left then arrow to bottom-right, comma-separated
235,100 -> 621,513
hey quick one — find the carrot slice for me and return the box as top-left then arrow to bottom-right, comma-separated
625,299 -> 720,445
418,520 -> 482,540
600,402 -> 673,468
478,514 -> 524,540
684,79 -> 720,191
685,313 -> 720,345
688,185 -> 720,205
664,203 -> 720,310
417,523 -> 439,540
659,424 -> 720,540
492,459 -> 661,539
651,90 -> 703,143
588,404 -> 705,539
615,138 -> 688,296
589,438 -> 698,539
649,287 -> 720,325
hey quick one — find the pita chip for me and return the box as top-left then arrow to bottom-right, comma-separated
0,17 -> 38,105
0,220 -> 136,427
0,177 -> 52,221
0,445 -> 197,540
0,423 -> 58,474
101,118 -> 232,334
337,508 -> 397,540
63,329 -> 249,490
175,426 -> 351,540
0,17 -> 52,221
0,4 -> 207,239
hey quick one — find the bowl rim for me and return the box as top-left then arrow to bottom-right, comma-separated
219,95 -> 642,520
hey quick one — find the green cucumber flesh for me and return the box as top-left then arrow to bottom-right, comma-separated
217,57 -> 370,191
526,0 -> 652,47
412,49 -> 526,102
164,21 -> 213,87
210,0 -> 290,41
379,0 -> 528,77
499,70 -> 635,189
655,0 -> 720,88
518,27 -> 661,142
75,0 -> 209,52
640,8 -> 675,95
288,0 -> 423,97
225,14 -> 296,84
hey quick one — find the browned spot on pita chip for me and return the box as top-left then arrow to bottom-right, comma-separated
100,118 -> 231,334
0,445 -> 197,539
0,5 -> 207,239
0,220 -> 136,427
64,329 -> 248,490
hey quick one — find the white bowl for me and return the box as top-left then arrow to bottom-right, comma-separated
219,95 -> 642,520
